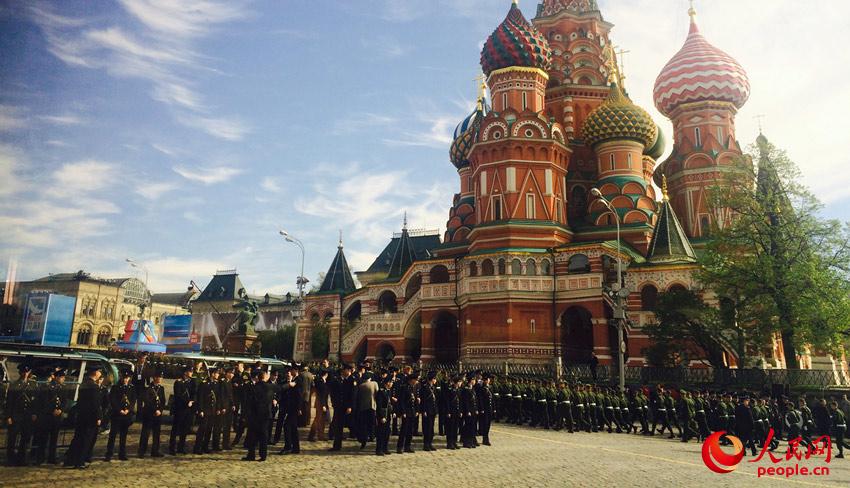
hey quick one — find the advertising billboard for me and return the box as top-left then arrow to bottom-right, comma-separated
19,292 -> 75,346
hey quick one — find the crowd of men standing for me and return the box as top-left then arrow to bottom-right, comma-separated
5,353 -> 849,469
3,355 -> 497,467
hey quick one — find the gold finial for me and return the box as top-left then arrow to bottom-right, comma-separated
688,0 -> 697,21
513,0 -> 519,5
615,46 -> 630,87
474,73 -> 487,110
662,174 -> 669,202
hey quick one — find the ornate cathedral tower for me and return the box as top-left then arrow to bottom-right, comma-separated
464,1 -> 571,252
652,5 -> 750,240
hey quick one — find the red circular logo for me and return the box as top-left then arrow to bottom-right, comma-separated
702,431 -> 744,474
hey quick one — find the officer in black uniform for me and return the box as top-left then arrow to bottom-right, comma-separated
248,369 -> 276,461
34,368 -> 67,465
476,373 -> 494,446
217,368 -> 236,450
169,366 -> 195,455
446,375 -> 462,449
104,370 -> 135,461
194,367 -> 219,454
375,374 -> 394,456
460,374 -> 478,448
5,364 -> 39,466
420,371 -> 438,451
396,372 -> 418,454
64,367 -> 103,469
138,370 -> 166,458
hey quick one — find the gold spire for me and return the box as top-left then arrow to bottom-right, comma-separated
661,174 -> 669,202
688,0 -> 697,21
474,73 -> 486,111
603,43 -> 618,85
513,0 -> 519,5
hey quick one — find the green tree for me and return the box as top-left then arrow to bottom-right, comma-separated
311,321 -> 330,359
258,326 -> 295,360
701,135 -> 850,368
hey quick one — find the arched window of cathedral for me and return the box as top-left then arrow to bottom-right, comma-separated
568,254 -> 590,274
429,265 -> 450,284
468,261 -> 478,277
377,291 -> 398,314
540,259 -> 552,276
668,283 -> 688,293
525,259 -> 537,276
511,259 -> 522,275
481,259 -> 495,276
497,259 -> 506,275
640,285 -> 658,311
405,273 -> 422,298
694,127 -> 702,147
76,326 -> 92,346
96,327 -> 112,346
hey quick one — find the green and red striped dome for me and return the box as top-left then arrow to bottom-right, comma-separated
480,3 -> 551,76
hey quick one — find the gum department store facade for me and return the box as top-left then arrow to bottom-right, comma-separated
292,1 -> 846,375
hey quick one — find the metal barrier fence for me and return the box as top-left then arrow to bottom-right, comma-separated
420,362 -> 850,389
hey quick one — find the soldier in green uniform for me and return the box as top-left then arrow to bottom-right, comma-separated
829,400 -> 846,458
5,364 -> 39,466
679,389 -> 696,442
104,370 -> 135,461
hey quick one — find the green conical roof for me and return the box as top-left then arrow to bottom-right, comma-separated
646,178 -> 696,264
318,241 -> 356,294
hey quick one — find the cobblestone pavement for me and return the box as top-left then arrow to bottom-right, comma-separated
2,423 -> 848,487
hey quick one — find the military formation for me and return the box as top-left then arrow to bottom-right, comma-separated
4,355 -> 849,469
490,378 -> 847,458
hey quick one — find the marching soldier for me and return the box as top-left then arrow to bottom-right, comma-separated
829,400 -> 846,458
476,373 -> 494,445
784,400 -> 803,443
138,370 -> 166,458
5,364 -> 39,466
169,366 -> 195,455
735,395 -> 757,457
34,369 -> 67,465
104,371 -> 135,461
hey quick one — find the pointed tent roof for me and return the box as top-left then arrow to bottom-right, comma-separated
318,238 -> 356,294
646,177 -> 696,264
387,217 -> 417,279
196,272 -> 246,302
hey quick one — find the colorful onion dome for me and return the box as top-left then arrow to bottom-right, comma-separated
449,103 -> 487,168
644,125 -> 666,160
480,2 -> 551,76
582,82 -> 658,148
653,10 -> 749,117
537,0 -> 599,18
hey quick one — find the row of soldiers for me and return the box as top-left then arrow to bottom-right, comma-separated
489,378 -> 847,458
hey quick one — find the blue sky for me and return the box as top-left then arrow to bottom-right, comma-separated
2,0 -> 849,293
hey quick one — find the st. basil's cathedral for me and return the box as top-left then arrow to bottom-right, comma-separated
292,0 -> 843,376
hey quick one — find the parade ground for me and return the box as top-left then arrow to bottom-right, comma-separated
2,422 -> 848,488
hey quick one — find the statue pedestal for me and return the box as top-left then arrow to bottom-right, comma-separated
225,334 -> 259,354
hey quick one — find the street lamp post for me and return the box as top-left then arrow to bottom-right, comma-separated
279,230 -> 307,299
590,188 -> 627,392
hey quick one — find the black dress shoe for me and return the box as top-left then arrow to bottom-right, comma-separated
257,457 -> 266,462
241,456 -> 255,461
327,447 -> 340,451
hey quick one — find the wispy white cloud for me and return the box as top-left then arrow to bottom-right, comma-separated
38,113 -> 85,125
136,182 -> 179,200
332,112 -> 397,135
28,1 -> 249,139
381,114 -> 456,148
360,36 -> 411,59
176,113 -> 250,141
52,160 -> 117,193
261,177 -> 281,193
181,210 -> 205,223
173,164 -> 242,184
0,144 -> 26,197
0,105 -> 28,131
